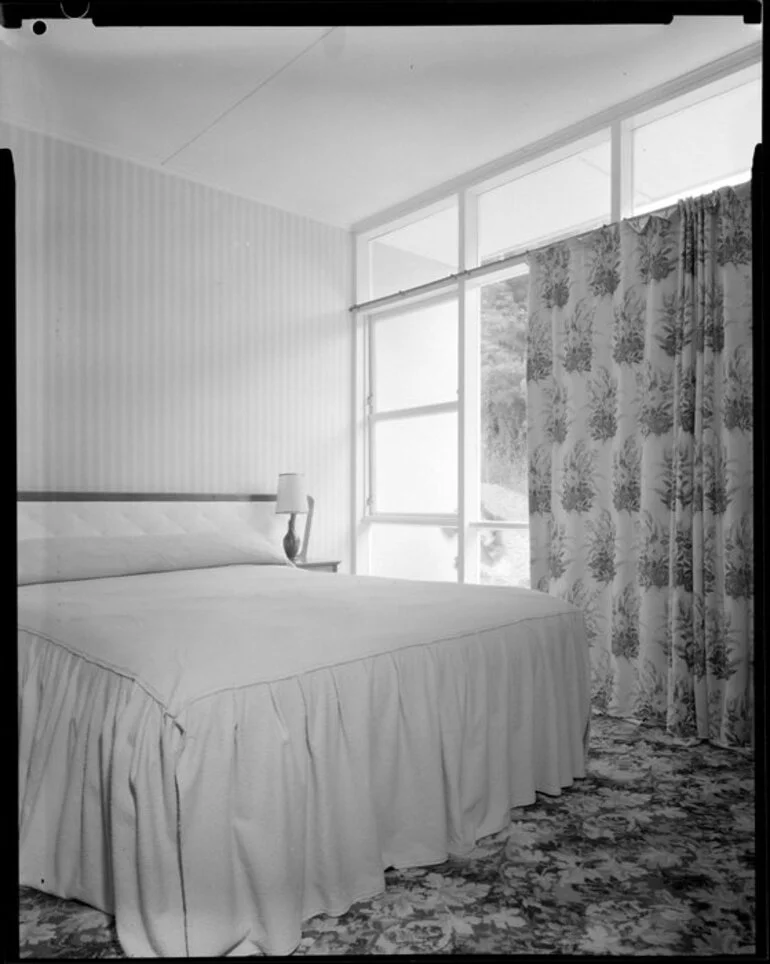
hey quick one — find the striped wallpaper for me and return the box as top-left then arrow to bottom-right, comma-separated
4,122 -> 352,567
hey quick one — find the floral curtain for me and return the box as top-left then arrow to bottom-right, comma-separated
526,183 -> 753,747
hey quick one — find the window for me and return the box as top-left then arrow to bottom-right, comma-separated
368,203 -> 458,301
479,268 -> 529,522
477,134 -> 612,262
476,267 -> 530,587
355,55 -> 760,582
368,296 -> 458,520
629,66 -> 761,215
369,524 -> 458,581
476,528 -> 530,588
373,299 -> 457,411
365,266 -> 532,584
373,412 -> 458,514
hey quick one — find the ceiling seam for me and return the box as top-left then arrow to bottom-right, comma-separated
160,26 -> 337,167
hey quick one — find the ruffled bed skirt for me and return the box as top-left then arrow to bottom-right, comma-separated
19,614 -> 590,957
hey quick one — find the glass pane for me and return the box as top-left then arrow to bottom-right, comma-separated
632,77 -> 761,214
374,300 -> 457,412
374,412 -> 457,514
369,204 -> 458,300
370,524 -> 458,582
477,528 -> 530,588
480,271 -> 529,521
478,136 -> 611,261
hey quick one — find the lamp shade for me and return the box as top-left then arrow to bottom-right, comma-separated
276,473 -> 308,514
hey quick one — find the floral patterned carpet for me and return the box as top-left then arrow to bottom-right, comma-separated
19,715 -> 755,958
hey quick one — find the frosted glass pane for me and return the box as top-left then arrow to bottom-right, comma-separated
478,137 -> 611,261
632,79 -> 761,213
370,524 -> 458,582
477,528 -> 530,588
374,300 -> 457,412
479,272 -> 529,521
374,412 -> 457,514
370,205 -> 458,300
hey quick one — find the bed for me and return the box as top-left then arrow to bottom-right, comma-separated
18,492 -> 591,958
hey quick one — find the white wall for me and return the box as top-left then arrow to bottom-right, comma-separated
5,122 -> 352,566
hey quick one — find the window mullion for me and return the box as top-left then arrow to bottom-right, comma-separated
460,189 -> 481,585
367,513 -> 459,526
366,314 -> 376,517
619,118 -> 634,220
352,309 -> 368,571
371,400 -> 458,423
610,120 -> 622,223
457,192 -> 467,584
462,283 -> 482,586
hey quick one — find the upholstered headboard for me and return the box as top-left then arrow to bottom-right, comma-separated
16,493 -> 285,545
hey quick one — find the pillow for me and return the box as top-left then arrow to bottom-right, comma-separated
17,531 -> 290,585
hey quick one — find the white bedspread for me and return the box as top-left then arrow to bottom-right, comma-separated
19,566 -> 590,957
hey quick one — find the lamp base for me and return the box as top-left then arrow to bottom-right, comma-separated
283,514 -> 301,562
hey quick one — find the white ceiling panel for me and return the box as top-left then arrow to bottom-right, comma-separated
0,19 -> 761,228
0,24 -> 328,162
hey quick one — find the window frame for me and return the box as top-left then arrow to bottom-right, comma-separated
352,48 -> 761,582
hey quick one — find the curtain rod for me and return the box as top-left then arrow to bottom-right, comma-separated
349,217 -> 607,314
349,250 -> 528,314
350,178 -> 749,315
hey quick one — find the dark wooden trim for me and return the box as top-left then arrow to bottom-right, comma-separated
17,492 -> 277,502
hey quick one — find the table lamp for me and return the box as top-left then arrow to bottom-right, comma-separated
276,472 -> 308,562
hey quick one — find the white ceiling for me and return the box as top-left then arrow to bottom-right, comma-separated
0,20 -> 762,229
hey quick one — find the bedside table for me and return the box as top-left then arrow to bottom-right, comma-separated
295,560 -> 340,573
